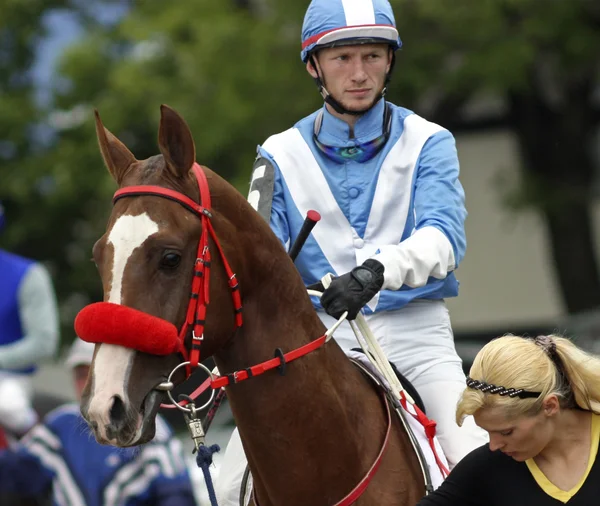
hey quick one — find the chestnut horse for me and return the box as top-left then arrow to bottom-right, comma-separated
79,105 -> 424,505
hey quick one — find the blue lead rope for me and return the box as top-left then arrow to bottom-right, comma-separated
196,444 -> 221,506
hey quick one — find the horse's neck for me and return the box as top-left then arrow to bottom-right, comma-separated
214,276 -> 392,504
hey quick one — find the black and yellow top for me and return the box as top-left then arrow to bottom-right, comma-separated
418,414 -> 600,505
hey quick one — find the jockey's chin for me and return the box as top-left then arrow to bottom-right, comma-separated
337,92 -> 382,115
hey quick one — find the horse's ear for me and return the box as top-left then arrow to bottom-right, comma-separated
94,110 -> 137,185
158,104 -> 196,179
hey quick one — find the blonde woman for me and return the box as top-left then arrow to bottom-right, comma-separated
418,334 -> 600,505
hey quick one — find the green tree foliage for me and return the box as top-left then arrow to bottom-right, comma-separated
389,0 -> 600,312
2,0 -> 599,344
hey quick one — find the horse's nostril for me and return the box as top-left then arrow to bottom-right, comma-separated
109,395 -> 126,428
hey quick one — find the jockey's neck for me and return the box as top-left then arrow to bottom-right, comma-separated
325,102 -> 361,133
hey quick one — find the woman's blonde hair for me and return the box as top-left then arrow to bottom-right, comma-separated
456,335 -> 600,425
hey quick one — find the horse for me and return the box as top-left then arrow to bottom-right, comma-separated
77,104 -> 426,505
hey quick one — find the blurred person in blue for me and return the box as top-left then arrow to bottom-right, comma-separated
0,338 -> 198,506
0,200 -> 60,440
244,0 -> 488,469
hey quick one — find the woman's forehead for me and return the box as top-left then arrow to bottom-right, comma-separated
474,407 -> 517,431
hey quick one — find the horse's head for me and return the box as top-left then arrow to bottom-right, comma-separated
79,105 -> 242,446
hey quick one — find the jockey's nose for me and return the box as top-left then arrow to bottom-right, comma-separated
351,59 -> 368,83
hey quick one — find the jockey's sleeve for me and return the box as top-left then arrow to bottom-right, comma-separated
0,263 -> 59,369
372,130 -> 467,291
248,148 -> 290,250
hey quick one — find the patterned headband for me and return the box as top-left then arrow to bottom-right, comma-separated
466,377 -> 542,399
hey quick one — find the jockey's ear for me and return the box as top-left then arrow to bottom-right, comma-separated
94,110 -> 137,185
306,57 -> 319,79
157,104 -> 196,179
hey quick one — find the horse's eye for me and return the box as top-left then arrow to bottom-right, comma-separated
160,252 -> 181,269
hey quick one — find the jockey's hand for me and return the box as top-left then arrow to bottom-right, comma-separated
321,259 -> 385,320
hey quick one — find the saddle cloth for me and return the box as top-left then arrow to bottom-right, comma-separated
347,350 -> 449,489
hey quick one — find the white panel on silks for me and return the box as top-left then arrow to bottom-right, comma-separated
365,115 -> 444,246
342,0 -> 376,25
263,129 -> 358,277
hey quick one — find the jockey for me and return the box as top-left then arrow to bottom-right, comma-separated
0,200 -> 60,437
0,339 -> 198,506
246,0 -> 488,468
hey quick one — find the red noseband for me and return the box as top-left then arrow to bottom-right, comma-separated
75,302 -> 181,355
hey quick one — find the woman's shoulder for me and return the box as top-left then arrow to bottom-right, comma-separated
417,445 -> 525,506
454,443 -> 523,476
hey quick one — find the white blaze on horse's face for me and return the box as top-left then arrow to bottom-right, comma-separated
107,213 -> 159,303
87,213 -> 159,442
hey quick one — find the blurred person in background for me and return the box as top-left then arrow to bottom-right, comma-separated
418,334 -> 600,505
0,338 -> 198,506
0,200 -> 59,441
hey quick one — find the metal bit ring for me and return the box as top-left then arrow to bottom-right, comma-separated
164,361 -> 216,413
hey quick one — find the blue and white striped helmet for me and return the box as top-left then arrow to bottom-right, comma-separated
301,0 -> 402,62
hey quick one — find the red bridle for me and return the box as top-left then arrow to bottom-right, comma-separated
75,163 -> 243,372
113,163 -> 243,368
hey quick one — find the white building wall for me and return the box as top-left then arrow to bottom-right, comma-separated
447,130 -> 569,332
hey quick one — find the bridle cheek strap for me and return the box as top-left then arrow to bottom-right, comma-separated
75,163 -> 242,374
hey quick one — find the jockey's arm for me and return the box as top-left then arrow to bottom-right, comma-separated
371,130 -> 466,291
0,263 -> 59,369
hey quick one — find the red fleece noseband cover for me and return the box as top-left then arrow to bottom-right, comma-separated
75,302 -> 180,355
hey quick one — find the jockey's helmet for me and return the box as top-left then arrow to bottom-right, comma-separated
301,0 -> 402,63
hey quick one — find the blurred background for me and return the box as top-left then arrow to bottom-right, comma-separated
1,0 -> 599,503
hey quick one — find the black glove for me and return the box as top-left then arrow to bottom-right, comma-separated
321,259 -> 385,320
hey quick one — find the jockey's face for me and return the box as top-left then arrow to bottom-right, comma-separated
474,397 -> 560,462
307,43 -> 392,115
